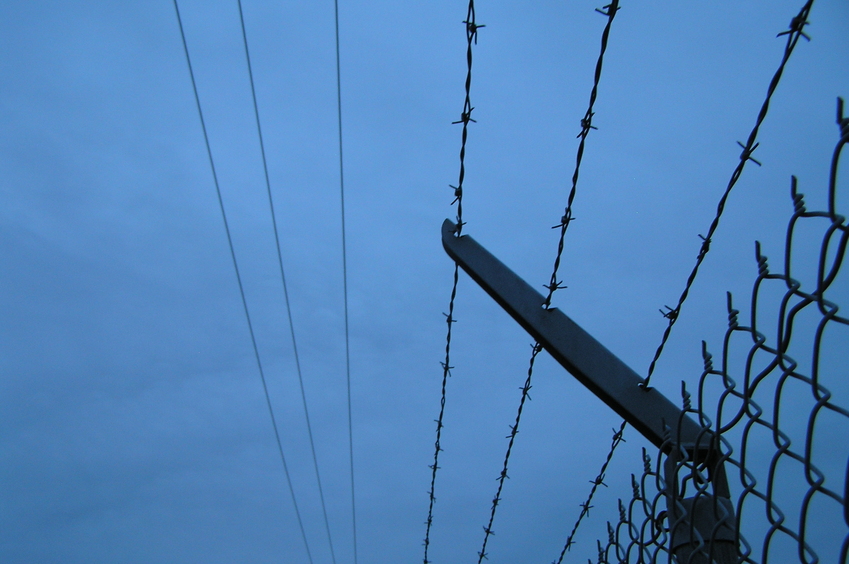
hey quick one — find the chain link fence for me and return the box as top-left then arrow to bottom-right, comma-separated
592,99 -> 849,564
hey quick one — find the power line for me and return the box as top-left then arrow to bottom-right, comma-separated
333,0 -> 359,562
234,2 -> 337,563
172,2 -> 313,562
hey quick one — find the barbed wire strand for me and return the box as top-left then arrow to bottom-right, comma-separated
423,3 -> 482,563
554,422 -> 626,564
477,344 -> 541,564
235,3 -> 338,562
333,0 -> 359,562
543,0 -> 620,310
476,3 -> 621,562
172,2 -> 314,563
640,0 -> 814,389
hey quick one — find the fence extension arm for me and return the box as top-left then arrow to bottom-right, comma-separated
441,218 -> 705,452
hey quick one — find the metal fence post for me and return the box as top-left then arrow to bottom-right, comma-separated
664,442 -> 737,564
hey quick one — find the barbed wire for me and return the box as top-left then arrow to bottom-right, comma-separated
423,2 -> 482,563
552,422 -> 626,564
474,3 -> 621,562
543,0 -> 620,309
477,343 -> 541,563
593,97 -> 848,563
640,0 -> 815,390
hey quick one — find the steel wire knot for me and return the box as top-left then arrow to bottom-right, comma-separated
659,305 -> 678,321
755,241 -> 769,276
595,3 -> 621,17
701,341 -> 714,372
552,210 -> 576,230
726,292 -> 738,329
737,140 -> 762,166
578,111 -> 598,138
838,97 -> 849,141
449,184 -> 462,204
697,234 -> 711,258
777,13 -> 810,41
452,107 -> 476,125
464,19 -> 485,44
426,26 -> 481,552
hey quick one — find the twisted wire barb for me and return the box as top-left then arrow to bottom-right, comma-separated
641,0 -> 815,389
475,3 -> 621,562
423,3 -> 481,562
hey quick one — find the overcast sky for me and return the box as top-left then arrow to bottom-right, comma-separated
1,1 -> 848,563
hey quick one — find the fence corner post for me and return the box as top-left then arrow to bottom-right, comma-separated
664,443 -> 738,564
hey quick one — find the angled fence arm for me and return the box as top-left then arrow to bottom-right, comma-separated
441,218 -> 703,451
442,218 -> 737,563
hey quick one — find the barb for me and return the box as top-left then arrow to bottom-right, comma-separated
476,3 -> 620,561
172,2 -> 313,562
423,2 -> 482,562
640,0 -> 815,389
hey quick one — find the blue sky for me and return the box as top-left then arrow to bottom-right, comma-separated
1,1 -> 847,563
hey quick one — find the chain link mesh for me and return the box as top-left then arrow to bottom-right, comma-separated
591,98 -> 848,563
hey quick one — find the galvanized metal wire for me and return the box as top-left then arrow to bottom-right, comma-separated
424,3 -> 482,563
591,97 -> 849,564
641,0 -> 815,390
476,3 -> 621,562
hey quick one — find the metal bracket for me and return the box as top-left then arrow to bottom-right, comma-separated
441,218 -> 705,451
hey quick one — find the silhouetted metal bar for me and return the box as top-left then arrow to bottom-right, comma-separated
441,218 -> 704,451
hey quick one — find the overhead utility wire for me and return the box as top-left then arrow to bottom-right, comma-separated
172,2 -> 314,563
235,2 -> 337,563
332,1 -> 359,563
